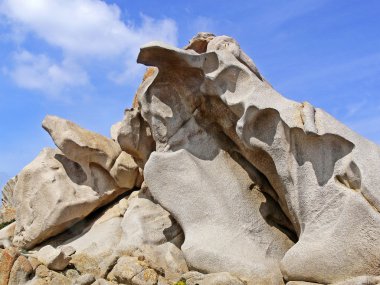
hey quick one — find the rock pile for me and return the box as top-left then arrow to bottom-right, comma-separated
1,32 -> 380,285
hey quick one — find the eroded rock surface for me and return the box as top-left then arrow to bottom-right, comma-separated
137,34 -> 380,283
42,115 -> 121,171
12,148 -> 125,249
1,32 -> 380,285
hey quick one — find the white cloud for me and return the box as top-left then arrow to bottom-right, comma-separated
0,0 -> 178,96
8,50 -> 88,97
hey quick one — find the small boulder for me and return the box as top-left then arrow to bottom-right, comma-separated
36,245 -> 70,271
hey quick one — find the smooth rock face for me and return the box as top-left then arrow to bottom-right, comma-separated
145,149 -> 292,283
12,148 -> 124,249
137,36 -> 380,283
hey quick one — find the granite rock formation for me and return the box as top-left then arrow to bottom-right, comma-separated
1,32 -> 380,285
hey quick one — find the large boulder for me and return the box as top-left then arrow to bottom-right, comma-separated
138,41 -> 293,284
3,32 -> 380,285
12,148 -> 125,249
137,36 -> 380,283
12,114 -> 144,249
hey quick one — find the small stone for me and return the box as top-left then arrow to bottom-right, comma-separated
132,268 -> 158,285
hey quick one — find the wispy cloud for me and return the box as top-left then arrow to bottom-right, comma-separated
0,0 -> 178,98
6,50 -> 88,97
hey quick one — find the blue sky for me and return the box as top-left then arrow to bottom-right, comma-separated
0,0 -> 380,189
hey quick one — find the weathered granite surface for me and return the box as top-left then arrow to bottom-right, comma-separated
1,32 -> 380,285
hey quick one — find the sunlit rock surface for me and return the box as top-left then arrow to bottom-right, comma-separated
1,32 -> 380,284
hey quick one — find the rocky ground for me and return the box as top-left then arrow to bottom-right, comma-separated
1,33 -> 380,285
